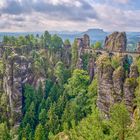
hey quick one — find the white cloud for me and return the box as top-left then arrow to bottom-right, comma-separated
113,0 -> 129,4
93,3 -> 140,31
0,0 -> 139,32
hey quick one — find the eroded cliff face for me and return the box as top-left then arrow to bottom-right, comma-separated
104,32 -> 127,52
96,55 -> 139,116
3,54 -> 33,126
124,64 -> 139,116
113,66 -> 125,103
2,53 -> 46,127
97,62 -> 114,115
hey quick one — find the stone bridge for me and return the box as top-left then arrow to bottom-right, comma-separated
84,48 -> 140,60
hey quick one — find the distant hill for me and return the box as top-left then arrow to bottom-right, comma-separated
56,28 -> 108,44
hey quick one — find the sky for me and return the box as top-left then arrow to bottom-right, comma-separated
0,0 -> 140,32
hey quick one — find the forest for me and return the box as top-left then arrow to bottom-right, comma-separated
0,31 -> 140,140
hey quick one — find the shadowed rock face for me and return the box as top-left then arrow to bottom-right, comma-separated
3,55 -> 33,126
104,32 -> 127,52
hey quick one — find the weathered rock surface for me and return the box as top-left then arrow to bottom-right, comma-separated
97,55 -> 138,116
88,57 -> 95,82
3,54 -> 33,126
137,42 -> 140,52
123,78 -> 137,116
113,66 -> 125,102
104,32 -> 127,52
97,63 -> 114,115
129,63 -> 139,78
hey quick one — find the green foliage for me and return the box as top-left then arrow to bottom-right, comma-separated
69,108 -> 108,140
51,34 -> 63,50
0,94 -> 9,123
71,39 -> 78,70
23,84 -> 35,113
39,109 -> 47,125
34,124 -> 46,140
46,103 -> 60,134
136,57 -> 140,73
1,30 -> 139,140
109,103 -> 131,140
65,69 -> 89,97
88,76 -> 98,108
81,53 -> 90,70
0,122 -> 11,140
64,39 -> 71,46
96,54 -> 111,67
111,55 -> 121,69
92,41 -> 102,49
54,61 -> 65,85
43,31 -> 51,48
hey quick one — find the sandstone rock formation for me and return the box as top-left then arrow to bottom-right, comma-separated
123,78 -> 137,116
77,34 -> 90,49
113,66 -> 125,103
97,54 -> 138,116
137,42 -> 140,52
97,59 -> 114,115
129,63 -> 139,78
104,32 -> 127,52
3,54 -> 33,126
88,57 -> 95,82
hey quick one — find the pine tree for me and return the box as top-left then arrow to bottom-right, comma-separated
71,39 -> 78,70
34,124 -> 46,140
39,109 -> 47,125
110,103 -> 131,140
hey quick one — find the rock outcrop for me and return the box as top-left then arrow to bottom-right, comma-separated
88,57 -> 95,82
123,64 -> 139,116
113,66 -> 125,102
123,78 -> 137,116
77,34 -> 90,49
3,54 -> 33,126
97,56 -> 114,115
129,63 -> 139,78
104,32 -> 127,52
97,54 -> 139,116
137,42 -> 140,52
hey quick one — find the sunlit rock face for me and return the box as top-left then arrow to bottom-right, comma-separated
104,32 -> 127,52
